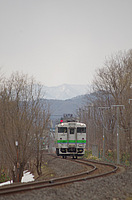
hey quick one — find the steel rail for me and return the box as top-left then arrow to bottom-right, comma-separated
0,157 -> 119,196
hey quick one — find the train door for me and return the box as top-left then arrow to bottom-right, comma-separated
68,127 -> 77,154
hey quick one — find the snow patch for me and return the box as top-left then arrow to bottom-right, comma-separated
0,170 -> 34,186
42,84 -> 89,100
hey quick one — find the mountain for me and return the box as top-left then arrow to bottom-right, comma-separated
43,94 -> 92,127
45,95 -> 85,116
42,84 -> 90,100
39,84 -> 92,126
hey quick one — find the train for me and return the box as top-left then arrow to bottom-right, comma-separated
55,114 -> 86,159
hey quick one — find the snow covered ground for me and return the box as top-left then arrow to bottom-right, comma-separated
0,170 -> 34,186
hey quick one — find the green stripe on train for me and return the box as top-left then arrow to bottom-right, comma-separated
57,140 -> 86,143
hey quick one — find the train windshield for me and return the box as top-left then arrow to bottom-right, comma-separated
58,127 -> 67,133
70,128 -> 74,134
77,127 -> 86,133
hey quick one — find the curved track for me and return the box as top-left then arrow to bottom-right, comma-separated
0,156 -> 119,196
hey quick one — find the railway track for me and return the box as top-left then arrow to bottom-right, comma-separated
0,155 -> 119,196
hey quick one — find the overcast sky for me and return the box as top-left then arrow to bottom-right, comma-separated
0,0 -> 132,86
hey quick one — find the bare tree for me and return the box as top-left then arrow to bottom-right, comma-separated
33,102 -> 50,176
92,50 -> 132,163
0,72 -> 50,182
78,50 -> 132,164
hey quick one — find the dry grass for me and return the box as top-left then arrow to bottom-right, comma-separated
33,162 -> 55,181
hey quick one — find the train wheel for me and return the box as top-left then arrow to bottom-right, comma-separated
73,155 -> 77,159
62,155 -> 67,159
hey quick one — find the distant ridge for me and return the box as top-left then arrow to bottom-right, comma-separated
43,94 -> 86,126
42,84 -> 90,100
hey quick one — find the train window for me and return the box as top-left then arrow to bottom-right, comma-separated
77,127 -> 86,133
70,128 -> 74,134
58,127 -> 67,133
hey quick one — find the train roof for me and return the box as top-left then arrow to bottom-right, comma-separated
56,121 -> 86,127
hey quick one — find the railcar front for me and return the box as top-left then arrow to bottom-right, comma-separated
55,121 -> 86,159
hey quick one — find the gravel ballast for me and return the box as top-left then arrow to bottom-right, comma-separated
0,156 -> 132,200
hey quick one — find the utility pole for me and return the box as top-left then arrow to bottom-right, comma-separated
15,141 -> 19,182
82,107 -> 89,150
87,107 -> 91,150
111,105 -> 124,164
129,99 -> 132,166
98,107 -> 110,158
86,104 -> 94,150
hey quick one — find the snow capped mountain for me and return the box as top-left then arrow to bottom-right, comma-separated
42,84 -> 90,100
